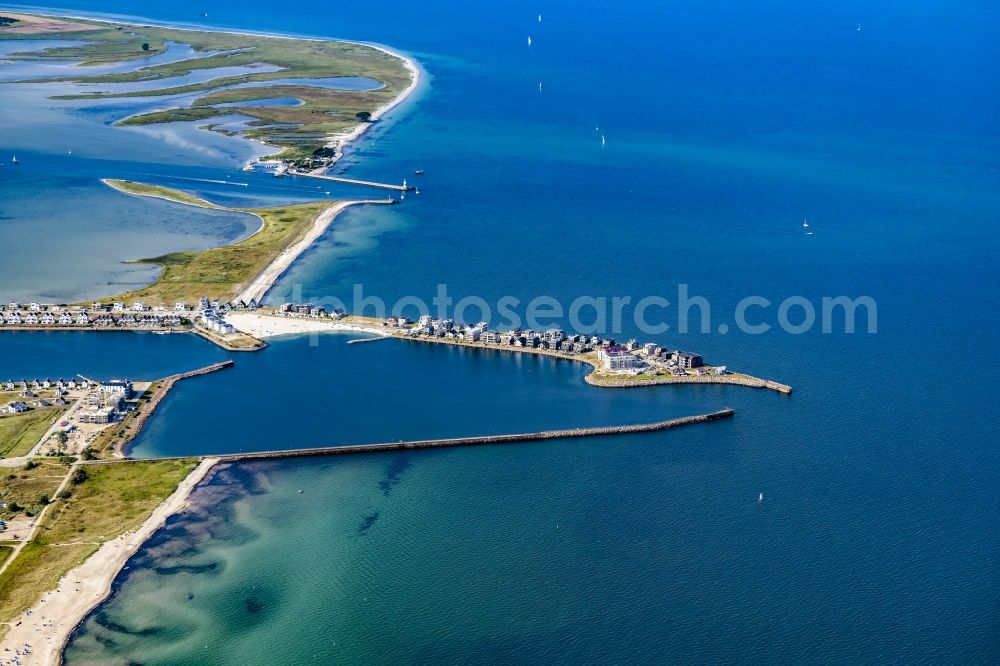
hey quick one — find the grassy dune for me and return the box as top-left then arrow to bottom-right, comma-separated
0,459 -> 198,622
103,178 -> 223,209
0,459 -> 69,521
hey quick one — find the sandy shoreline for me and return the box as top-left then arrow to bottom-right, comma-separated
317,46 -> 422,168
0,458 -> 219,666
226,311 -> 387,339
235,198 -> 393,305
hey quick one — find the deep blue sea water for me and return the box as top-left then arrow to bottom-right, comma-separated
0,0 -> 996,663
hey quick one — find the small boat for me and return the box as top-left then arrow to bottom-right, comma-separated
414,169 -> 424,176
757,493 -> 764,502
856,23 -> 862,31
538,14 -> 542,22
600,135 -> 606,146
803,218 -> 813,235
527,36 -> 532,46
11,155 -> 19,165
538,82 -> 543,92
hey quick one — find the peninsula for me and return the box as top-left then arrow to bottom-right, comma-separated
0,10 -> 418,164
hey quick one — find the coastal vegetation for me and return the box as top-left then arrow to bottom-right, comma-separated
103,179 -> 223,209
104,179 -> 332,304
0,13 -> 412,160
0,408 -> 64,458
0,459 -> 67,522
0,459 -> 198,623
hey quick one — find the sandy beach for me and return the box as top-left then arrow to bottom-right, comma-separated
227,311 -> 386,339
316,46 -> 422,169
0,459 -> 218,666
235,199 -> 393,305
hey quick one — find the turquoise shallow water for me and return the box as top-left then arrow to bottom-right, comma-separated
0,0 -> 996,663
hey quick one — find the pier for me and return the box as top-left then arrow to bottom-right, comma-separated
115,361 -> 234,455
209,408 -> 735,462
297,171 -> 415,191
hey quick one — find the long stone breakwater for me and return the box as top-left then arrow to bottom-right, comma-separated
116,361 -> 234,455
585,373 -> 793,393
214,407 -> 735,462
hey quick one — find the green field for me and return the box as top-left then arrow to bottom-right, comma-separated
0,409 -> 63,458
0,13 -> 412,160
0,458 -> 73,521
103,180 -> 334,304
0,459 -> 198,622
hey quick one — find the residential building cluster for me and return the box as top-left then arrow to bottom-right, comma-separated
389,316 -> 599,353
278,302 -> 345,319
78,379 -> 134,425
0,301 -> 185,328
380,316 -> 718,376
2,377 -> 94,414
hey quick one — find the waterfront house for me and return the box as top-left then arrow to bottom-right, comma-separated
25,314 -> 39,325
4,401 -> 29,414
545,329 -> 565,343
464,328 -> 482,342
481,330 -> 499,344
29,302 -> 41,312
132,301 -> 147,311
675,351 -> 704,369
7,301 -> 19,310
199,296 -> 210,310
76,313 -> 90,325
112,302 -> 124,312
100,379 -> 133,399
598,345 -> 638,370
175,301 -> 187,311
41,313 -> 55,325
58,313 -> 73,325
